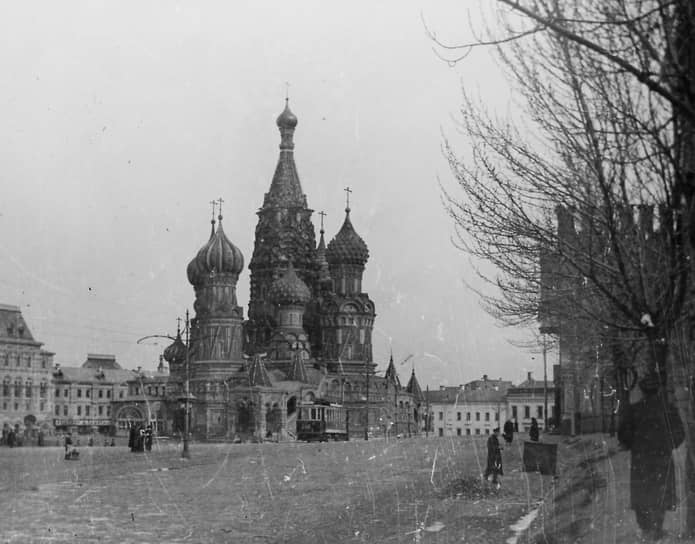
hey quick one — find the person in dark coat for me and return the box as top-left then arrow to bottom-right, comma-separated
529,418 -> 540,442
144,424 -> 153,452
503,420 -> 514,444
484,427 -> 503,488
618,371 -> 684,541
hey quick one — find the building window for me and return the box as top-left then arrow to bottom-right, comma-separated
512,405 -> 518,419
3,379 -> 10,397
98,390 -> 103,398
466,412 -> 471,421
55,389 -> 60,398
148,386 -> 152,396
40,401 -> 44,411
14,380 -> 22,397
86,389 -> 90,398
55,405 -> 60,416
438,411 -> 443,421
466,429 -> 471,435
475,412 -> 480,421
85,406 -> 90,416
77,406 -> 82,416
107,406 -> 111,417
98,406 -> 103,416
475,429 -> 480,435
485,429 -> 490,435
107,390 -> 111,399
485,412 -> 490,421
14,402 -> 18,411
438,428 -> 443,437
495,412 -> 499,421
25,355 -> 31,368
63,406 -> 68,416
537,406 -> 543,418
41,358 -> 46,369
119,391 -> 123,399
64,389 -> 68,398
524,406 -> 531,419
359,329 -> 365,344
135,387 -> 140,395
457,412 -> 461,421
456,428 -> 462,436
25,380 -> 32,397
40,382 -> 48,398
77,389 -> 82,398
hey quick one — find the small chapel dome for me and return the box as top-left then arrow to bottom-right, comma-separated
163,332 -> 187,366
187,215 -> 244,286
276,99 -> 298,130
268,263 -> 311,305
326,209 -> 369,266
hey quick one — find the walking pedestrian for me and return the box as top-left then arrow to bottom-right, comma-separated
503,419 -> 514,444
618,371 -> 684,542
484,427 -> 503,489
529,418 -> 540,442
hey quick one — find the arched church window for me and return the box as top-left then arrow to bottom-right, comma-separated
2,378 -> 9,397
15,379 -> 22,397
25,379 -> 32,397
39,382 -> 47,398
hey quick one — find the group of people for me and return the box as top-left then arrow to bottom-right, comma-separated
128,423 -> 153,453
484,416 -> 542,488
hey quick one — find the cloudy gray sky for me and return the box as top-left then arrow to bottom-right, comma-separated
0,1 -> 550,388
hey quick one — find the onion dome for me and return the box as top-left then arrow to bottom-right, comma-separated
267,263 -> 311,305
326,208 -> 369,266
163,331 -> 187,366
276,98 -> 298,130
187,214 -> 244,286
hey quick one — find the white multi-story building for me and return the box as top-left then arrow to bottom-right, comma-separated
426,375 -> 512,437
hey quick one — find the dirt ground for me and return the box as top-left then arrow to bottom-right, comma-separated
0,433 -> 624,543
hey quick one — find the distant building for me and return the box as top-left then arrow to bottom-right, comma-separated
425,375 -> 512,437
505,371 -> 556,432
0,304 -> 54,441
53,354 -> 171,438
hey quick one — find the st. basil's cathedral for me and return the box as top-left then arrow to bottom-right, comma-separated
163,101 -> 424,440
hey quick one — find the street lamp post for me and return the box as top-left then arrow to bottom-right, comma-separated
182,310 -> 191,459
137,310 -> 194,460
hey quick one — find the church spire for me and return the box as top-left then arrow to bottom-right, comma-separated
262,99 -> 306,209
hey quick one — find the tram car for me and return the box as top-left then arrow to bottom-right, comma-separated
296,399 -> 348,441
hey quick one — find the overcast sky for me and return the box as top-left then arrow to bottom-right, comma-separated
0,1 -> 553,388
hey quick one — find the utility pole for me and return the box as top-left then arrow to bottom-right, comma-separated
364,361 -> 370,441
542,333 -> 548,431
182,310 -> 191,459
425,385 -> 430,438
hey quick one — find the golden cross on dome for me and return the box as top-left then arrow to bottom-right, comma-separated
318,210 -> 326,231
217,197 -> 224,218
344,186 -> 352,210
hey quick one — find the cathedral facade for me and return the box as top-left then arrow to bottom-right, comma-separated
164,101 -> 423,441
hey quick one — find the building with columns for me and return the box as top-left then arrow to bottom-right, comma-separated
164,100 -> 423,441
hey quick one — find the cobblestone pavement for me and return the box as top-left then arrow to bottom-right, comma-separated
0,436 -> 573,543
